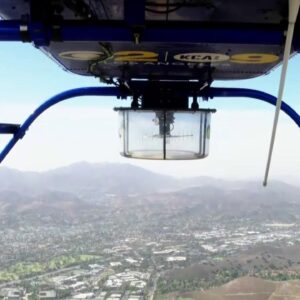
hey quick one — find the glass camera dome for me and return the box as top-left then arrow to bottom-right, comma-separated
116,108 -> 214,160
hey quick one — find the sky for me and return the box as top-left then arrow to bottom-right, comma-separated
0,43 -> 299,185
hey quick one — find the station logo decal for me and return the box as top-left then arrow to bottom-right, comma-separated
59,50 -> 279,65
113,51 -> 159,62
230,53 -> 279,64
59,51 -> 104,61
174,53 -> 229,63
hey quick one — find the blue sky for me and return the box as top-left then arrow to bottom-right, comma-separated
0,43 -> 299,185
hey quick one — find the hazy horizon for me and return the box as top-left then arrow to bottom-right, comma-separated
1,160 -> 299,188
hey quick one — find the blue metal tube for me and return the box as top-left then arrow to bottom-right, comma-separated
0,86 -> 299,164
0,21 -> 21,41
0,20 -> 286,45
60,26 -> 284,44
0,87 -> 122,163
207,87 -> 300,127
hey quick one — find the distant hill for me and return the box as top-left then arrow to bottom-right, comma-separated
158,183 -> 300,222
0,162 -> 177,196
0,162 -> 300,222
159,276 -> 300,300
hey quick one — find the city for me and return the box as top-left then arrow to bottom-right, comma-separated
1,164 -> 300,299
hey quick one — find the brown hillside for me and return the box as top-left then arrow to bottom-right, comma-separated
159,277 -> 300,300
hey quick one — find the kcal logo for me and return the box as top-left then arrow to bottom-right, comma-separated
60,51 -> 279,64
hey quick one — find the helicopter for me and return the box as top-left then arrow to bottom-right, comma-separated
0,0 -> 299,185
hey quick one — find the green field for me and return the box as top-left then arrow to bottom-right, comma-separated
0,254 -> 100,283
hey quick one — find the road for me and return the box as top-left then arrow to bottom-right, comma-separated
148,273 -> 160,300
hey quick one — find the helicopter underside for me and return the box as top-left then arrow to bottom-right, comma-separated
0,0 -> 299,83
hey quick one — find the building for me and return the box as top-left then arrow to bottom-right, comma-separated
39,290 -> 57,299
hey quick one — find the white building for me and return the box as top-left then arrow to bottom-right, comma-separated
39,290 -> 57,299
166,256 -> 186,262
72,293 -> 94,299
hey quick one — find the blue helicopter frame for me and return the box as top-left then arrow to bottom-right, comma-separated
0,20 -> 288,46
0,0 -> 300,164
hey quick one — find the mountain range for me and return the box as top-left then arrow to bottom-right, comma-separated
0,162 -> 299,222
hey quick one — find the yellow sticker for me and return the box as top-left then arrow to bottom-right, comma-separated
113,51 -> 158,62
230,53 -> 279,64
59,51 -> 104,61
